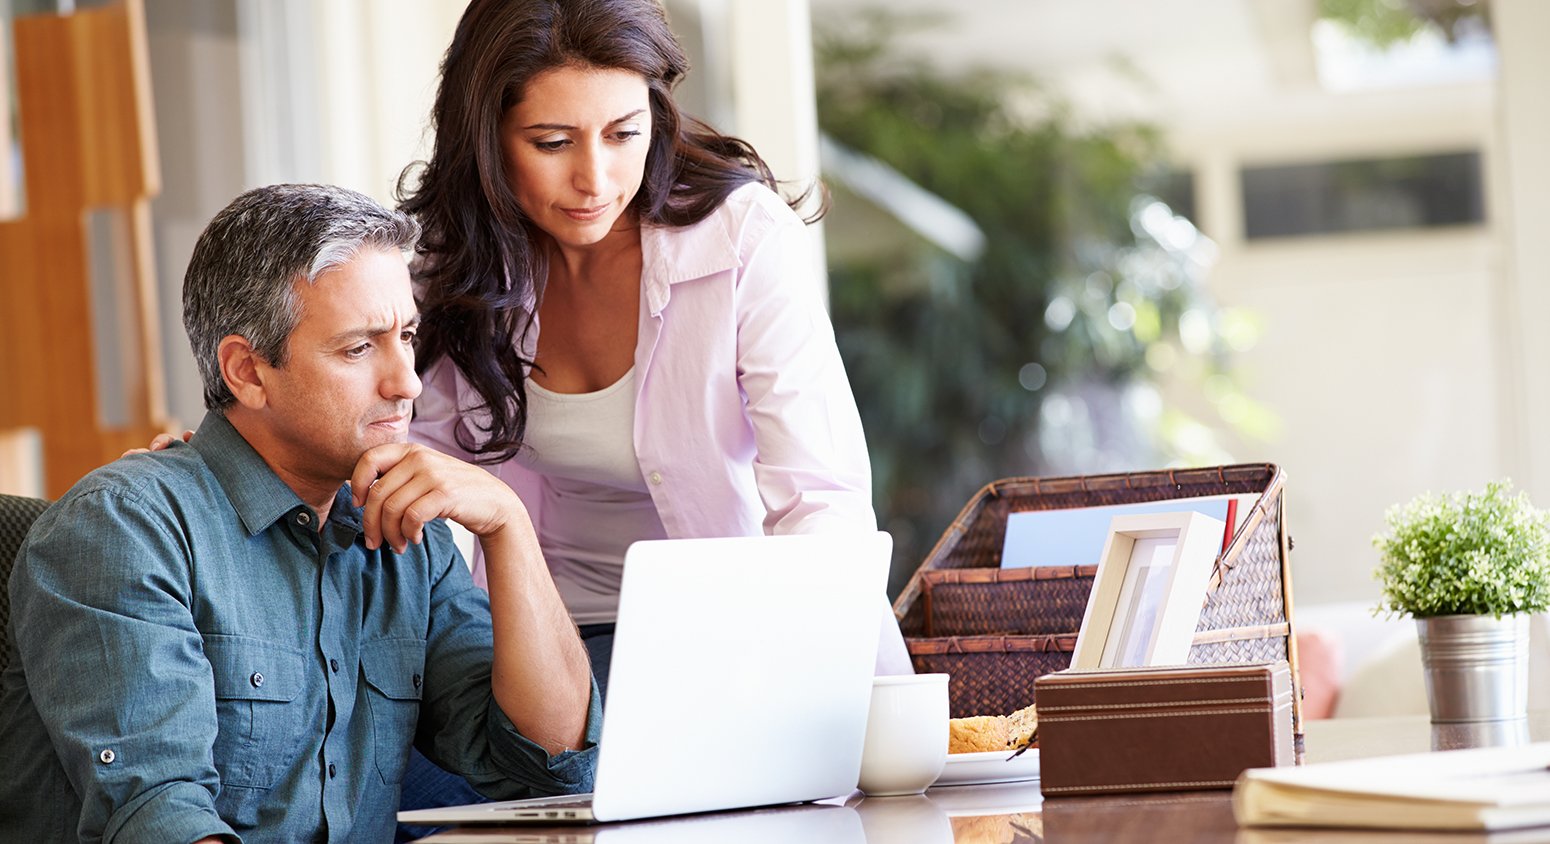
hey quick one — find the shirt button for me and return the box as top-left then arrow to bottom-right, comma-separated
328,762 -> 337,779
250,672 -> 265,688
296,511 -> 312,526
330,658 -> 340,673
648,471 -> 663,485
412,673 -> 422,689
98,749 -> 116,765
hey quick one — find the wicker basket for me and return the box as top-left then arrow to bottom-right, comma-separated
917,565 -> 1096,637
893,463 -> 1301,739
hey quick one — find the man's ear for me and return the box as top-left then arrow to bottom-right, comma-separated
218,335 -> 269,410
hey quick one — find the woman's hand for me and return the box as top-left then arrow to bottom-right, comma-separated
121,430 -> 194,458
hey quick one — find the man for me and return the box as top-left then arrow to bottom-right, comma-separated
0,184 -> 599,842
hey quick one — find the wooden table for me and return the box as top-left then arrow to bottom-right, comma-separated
417,711 -> 1550,843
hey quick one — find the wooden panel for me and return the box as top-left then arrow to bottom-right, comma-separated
73,0 -> 160,205
0,224 -> 47,430
0,0 -> 167,499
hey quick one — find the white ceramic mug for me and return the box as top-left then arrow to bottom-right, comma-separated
857,673 -> 949,796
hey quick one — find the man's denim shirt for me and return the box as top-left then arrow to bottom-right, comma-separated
0,413 -> 601,843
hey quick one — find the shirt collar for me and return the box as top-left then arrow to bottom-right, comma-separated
190,411 -> 360,538
639,209 -> 741,317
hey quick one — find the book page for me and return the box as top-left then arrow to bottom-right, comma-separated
1235,742 -> 1550,832
1000,494 -> 1255,569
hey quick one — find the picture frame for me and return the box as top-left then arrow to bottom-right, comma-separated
1070,511 -> 1226,670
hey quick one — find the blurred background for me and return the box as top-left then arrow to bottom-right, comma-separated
2,0 -> 1546,717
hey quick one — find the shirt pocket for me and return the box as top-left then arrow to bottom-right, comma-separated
361,637 -> 425,785
204,635 -> 311,789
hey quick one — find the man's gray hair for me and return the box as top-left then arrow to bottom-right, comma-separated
183,183 -> 420,412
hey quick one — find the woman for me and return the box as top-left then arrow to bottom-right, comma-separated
400,0 -> 909,686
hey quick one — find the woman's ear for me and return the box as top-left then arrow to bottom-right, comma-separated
218,335 -> 269,410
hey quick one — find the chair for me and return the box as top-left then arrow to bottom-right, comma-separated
0,494 -> 50,685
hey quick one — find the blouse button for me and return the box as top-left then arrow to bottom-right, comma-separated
648,471 -> 663,485
98,749 -> 116,765
250,672 -> 265,688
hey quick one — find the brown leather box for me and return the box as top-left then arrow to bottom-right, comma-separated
1036,661 -> 1295,797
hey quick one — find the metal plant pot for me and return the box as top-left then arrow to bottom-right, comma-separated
1415,614 -> 1531,723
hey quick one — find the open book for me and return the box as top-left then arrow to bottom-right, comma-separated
1234,742 -> 1550,832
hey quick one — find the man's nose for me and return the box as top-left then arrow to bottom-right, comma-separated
383,341 -> 422,402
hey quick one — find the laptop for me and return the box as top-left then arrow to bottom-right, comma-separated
404,803 -> 862,843
398,531 -> 893,826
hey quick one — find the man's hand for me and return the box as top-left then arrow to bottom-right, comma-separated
350,442 -> 523,553
121,429 -> 194,458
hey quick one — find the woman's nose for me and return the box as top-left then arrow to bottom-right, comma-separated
573,147 -> 607,196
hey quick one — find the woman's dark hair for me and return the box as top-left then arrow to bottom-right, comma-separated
399,0 -> 818,462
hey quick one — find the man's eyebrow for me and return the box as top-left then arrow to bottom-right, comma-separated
326,314 -> 420,346
522,109 -> 648,132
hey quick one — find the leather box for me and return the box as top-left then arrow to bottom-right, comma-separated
1036,661 -> 1294,797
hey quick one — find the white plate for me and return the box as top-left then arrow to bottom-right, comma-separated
931,748 -> 1040,787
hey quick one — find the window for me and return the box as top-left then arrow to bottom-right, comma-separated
1241,151 -> 1484,240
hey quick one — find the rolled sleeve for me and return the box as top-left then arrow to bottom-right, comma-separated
415,521 -> 600,798
105,782 -> 236,844
11,487 -> 228,844
483,679 -> 602,795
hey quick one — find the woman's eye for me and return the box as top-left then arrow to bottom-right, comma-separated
612,130 -> 642,143
534,139 -> 568,152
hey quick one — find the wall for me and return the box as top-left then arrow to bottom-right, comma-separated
1495,0 -> 1550,521
1168,81 -> 1504,606
143,0 -> 246,428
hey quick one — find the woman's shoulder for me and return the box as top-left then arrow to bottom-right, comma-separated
662,181 -> 797,233
696,182 -> 804,252
721,181 -> 801,225
647,182 -> 798,266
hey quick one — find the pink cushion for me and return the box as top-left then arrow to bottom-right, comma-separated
1295,628 -> 1345,720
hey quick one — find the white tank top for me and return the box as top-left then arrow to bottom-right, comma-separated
518,367 -> 667,624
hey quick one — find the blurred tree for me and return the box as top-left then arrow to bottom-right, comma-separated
815,12 -> 1271,590
1319,0 -> 1492,46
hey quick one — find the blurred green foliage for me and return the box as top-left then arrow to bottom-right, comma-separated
1319,0 -> 1491,47
814,12 -> 1269,586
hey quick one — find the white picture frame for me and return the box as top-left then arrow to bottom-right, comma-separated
1070,510 -> 1226,670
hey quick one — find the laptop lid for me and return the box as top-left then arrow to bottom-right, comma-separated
591,531 -> 890,821
398,531 -> 891,826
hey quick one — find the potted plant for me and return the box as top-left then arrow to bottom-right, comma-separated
1372,480 -> 1550,723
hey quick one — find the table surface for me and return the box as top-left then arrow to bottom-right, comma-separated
416,711 -> 1550,843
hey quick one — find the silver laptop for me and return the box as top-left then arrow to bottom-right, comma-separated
406,803 -> 862,843
398,532 -> 892,826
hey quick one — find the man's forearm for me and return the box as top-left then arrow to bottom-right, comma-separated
481,513 -> 593,754
350,442 -> 594,753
